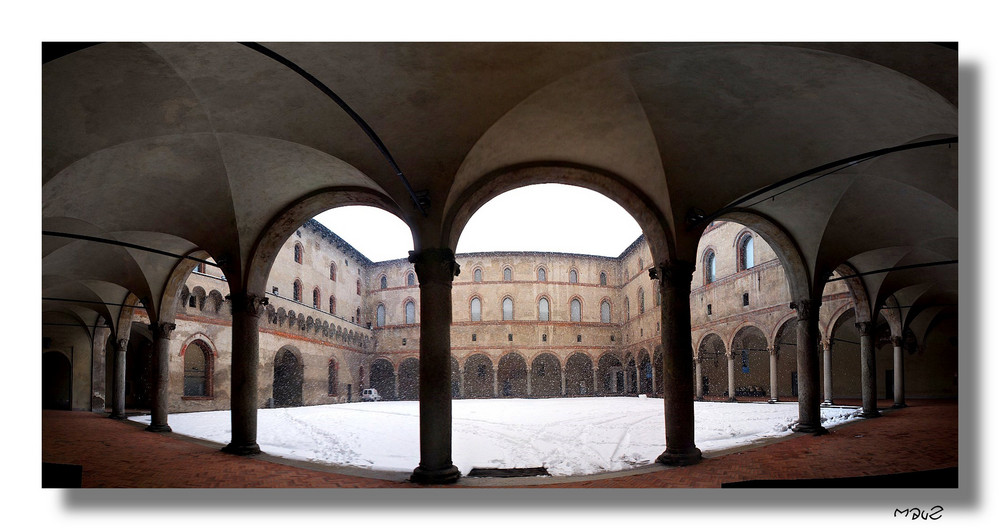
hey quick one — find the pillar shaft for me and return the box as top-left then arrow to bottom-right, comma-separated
91,326 -> 110,412
655,260 -> 702,466
892,336 -> 906,408
109,338 -> 127,419
146,322 -> 176,432
408,249 -> 461,484
223,291 -> 265,455
560,366 -> 566,396
727,351 -> 736,401
592,368 -> 598,395
858,321 -> 880,418
695,359 -> 703,400
768,348 -> 778,403
822,339 -> 833,405
791,298 -> 827,434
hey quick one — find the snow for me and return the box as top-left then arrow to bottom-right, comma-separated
135,397 -> 860,477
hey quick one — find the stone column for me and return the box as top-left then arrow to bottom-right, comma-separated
394,366 -> 400,399
892,336 -> 907,408
822,339 -> 834,406
726,351 -> 737,401
857,321 -> 880,418
492,366 -> 499,397
592,368 -> 599,395
146,321 -> 176,432
222,291 -> 266,455
651,354 -> 658,396
408,249 -> 461,484
790,299 -> 827,434
458,367 -> 465,398
654,260 -> 702,467
768,348 -> 778,404
91,325 -> 110,412
560,365 -> 566,396
694,357 -> 703,400
109,338 -> 128,420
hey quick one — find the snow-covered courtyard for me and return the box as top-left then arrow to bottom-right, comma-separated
136,397 -> 860,477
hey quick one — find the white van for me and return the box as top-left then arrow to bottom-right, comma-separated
361,388 -> 381,402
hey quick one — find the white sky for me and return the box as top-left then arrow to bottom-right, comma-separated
313,184 -> 643,262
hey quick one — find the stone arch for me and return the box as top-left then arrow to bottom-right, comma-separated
272,347 -> 303,408
697,333 -> 727,397
637,348 -> 653,394
730,325 -> 770,396
497,352 -> 528,397
597,352 -> 624,395
190,286 -> 207,311
823,299 -> 856,341
206,289 -> 225,314
398,357 -> 420,400
463,353 -> 494,398
369,358 -> 397,401
715,210 -> 811,303
833,263 -> 873,324
529,352 -> 562,397
565,352 -> 593,396
42,350 -> 72,410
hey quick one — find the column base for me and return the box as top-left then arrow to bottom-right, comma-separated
727,397 -> 737,403
145,423 -> 172,433
792,423 -> 829,435
221,442 -> 262,456
821,400 -> 834,407
410,464 -> 461,485
892,402 -> 908,409
656,447 -> 703,467
860,410 -> 882,419
768,399 -> 778,404
108,413 -> 126,420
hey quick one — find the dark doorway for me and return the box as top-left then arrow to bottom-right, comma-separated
42,351 -> 72,410
370,358 -> 397,400
273,349 -> 303,407
885,370 -> 894,400
125,334 -> 153,410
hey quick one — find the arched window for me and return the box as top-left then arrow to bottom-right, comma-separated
538,297 -> 549,321
738,233 -> 755,271
503,267 -> 512,281
330,262 -> 337,281
600,271 -> 607,286
625,296 -> 630,321
183,342 -> 211,397
405,300 -> 415,324
601,300 -> 611,323
376,304 -> 386,327
537,267 -> 546,282
293,242 -> 303,264
356,307 -> 361,323
380,275 -> 387,289
474,268 -> 483,282
356,279 -> 361,295
329,296 -> 336,315
470,297 -> 482,321
705,250 -> 716,284
502,297 -> 513,320
570,298 -> 582,322
328,360 -> 338,395
313,287 -> 321,309
638,288 -> 645,314
569,269 -> 578,283
407,272 -> 416,286
293,280 -> 302,302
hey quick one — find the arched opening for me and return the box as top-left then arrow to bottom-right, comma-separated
774,319 -> 800,399
369,358 -> 397,401
829,308 -> 862,400
597,353 -> 624,395
624,353 -> 638,394
731,326 -> 770,399
565,352 -> 594,396
497,352 -> 528,397
125,329 -> 153,410
42,351 -> 72,410
183,341 -> 212,397
272,349 -> 303,408
697,334 -> 727,397
638,349 -> 653,394
530,353 -> 562,397
463,354 -> 494,398
398,357 -> 420,400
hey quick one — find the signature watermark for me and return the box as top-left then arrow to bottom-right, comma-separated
894,506 -> 943,520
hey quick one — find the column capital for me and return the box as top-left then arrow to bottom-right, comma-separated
149,321 -> 176,340
821,338 -> 833,351
228,291 -> 268,317
891,335 -> 903,347
652,259 -> 695,285
116,337 -> 129,351
789,298 -> 820,321
409,248 -> 460,284
767,347 -> 777,356
855,320 -> 873,336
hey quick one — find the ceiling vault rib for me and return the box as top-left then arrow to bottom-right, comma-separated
43,231 -> 218,266
239,42 -> 428,216
828,260 -> 958,281
42,297 -> 146,308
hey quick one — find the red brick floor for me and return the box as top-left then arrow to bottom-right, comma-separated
41,399 -> 957,488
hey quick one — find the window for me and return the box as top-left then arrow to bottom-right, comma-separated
538,267 -> 546,282
705,250 -> 716,284
569,269 -> 578,283
508,334 -> 513,342
570,299 -> 581,322
739,233 -> 754,271
293,243 -> 303,264
183,342 -> 210,397
502,297 -> 513,320
472,334 -> 477,342
707,303 -> 712,315
272,286 -> 279,295
625,297 -> 630,320
356,307 -> 361,322
639,258 -> 644,271
356,279 -> 361,295
638,289 -> 645,314
329,296 -> 336,315
380,275 -> 387,289
542,334 -> 547,342
330,263 -> 337,281
742,292 -> 750,306
474,268 -> 483,282
470,297 -> 481,321
313,288 -> 320,309
196,263 -> 206,274
328,360 -> 338,395
601,300 -> 611,323
503,267 -> 512,281
293,280 -> 302,302
538,297 -> 549,321
405,300 -> 415,324
407,272 -> 415,286
376,304 -> 386,327
600,271 -> 607,286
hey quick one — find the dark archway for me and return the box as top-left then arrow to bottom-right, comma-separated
731,326 -> 770,398
530,353 -> 562,397
774,318 -> 800,399
272,349 -> 303,407
398,357 -> 420,400
697,334 -> 727,397
565,352 -> 593,396
624,353 -> 638,394
42,351 -> 72,410
450,357 -> 461,398
370,358 -> 397,401
463,354 -> 494,398
638,349 -> 653,394
597,353 -> 624,395
125,332 -> 153,410
183,341 -> 212,397
497,352 -> 528,397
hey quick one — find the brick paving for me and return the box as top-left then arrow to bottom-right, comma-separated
41,399 -> 957,488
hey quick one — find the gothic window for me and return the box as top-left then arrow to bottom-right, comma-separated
313,287 -> 320,309
356,307 -> 361,322
569,269 -> 578,283
738,233 -> 755,271
538,267 -> 546,282
407,272 -> 416,286
380,275 -> 387,289
502,297 -> 513,320
329,296 -> 336,315
625,297 -> 630,321
638,288 -> 645,314
293,280 -> 302,302
570,298 -> 581,322
183,342 -> 211,397
405,300 -> 415,324
600,271 -> 607,286
503,267 -> 512,281
538,297 -> 549,321
705,250 -> 716,284
376,304 -> 386,327
356,279 -> 361,295
601,300 -> 611,323
293,243 -> 303,264
471,297 -> 482,321
474,268 -> 483,282
330,262 -> 337,281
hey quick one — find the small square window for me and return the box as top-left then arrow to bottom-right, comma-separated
402,338 -> 407,345
542,334 -> 547,342
640,329 -> 643,337
472,334 -> 477,342
610,336 -> 615,342
508,334 -> 513,342
707,304 -> 712,315
742,293 -> 749,306
577,334 -> 582,342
